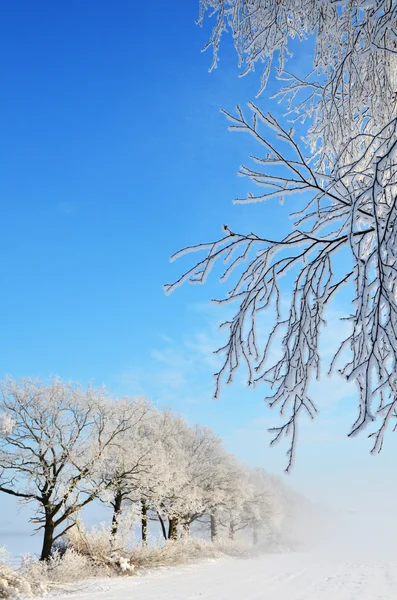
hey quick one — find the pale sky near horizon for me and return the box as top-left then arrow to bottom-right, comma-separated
0,0 -> 396,557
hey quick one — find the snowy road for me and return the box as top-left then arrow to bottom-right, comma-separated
49,552 -> 397,600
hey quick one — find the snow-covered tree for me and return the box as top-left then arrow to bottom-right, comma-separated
0,377 -> 137,560
177,425 -> 249,539
139,411 -> 246,542
214,466 -> 307,547
149,414 -> 207,540
214,462 -> 252,541
244,469 -> 288,546
166,0 -> 397,468
97,397 -> 156,542
202,455 -> 249,541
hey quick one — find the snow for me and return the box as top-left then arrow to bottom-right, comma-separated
44,551 -> 397,600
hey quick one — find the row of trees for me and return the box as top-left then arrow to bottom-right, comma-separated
0,378 -> 300,561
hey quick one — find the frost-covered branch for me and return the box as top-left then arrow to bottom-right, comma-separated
167,86 -> 397,467
165,0 -> 397,468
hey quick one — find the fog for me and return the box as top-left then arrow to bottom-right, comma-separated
287,474 -> 397,561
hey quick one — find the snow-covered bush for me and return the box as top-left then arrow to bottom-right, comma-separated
0,547 -> 46,599
0,547 -> 126,599
65,520 -> 136,574
127,538 -> 249,570
66,520 -> 250,573
21,549 -> 95,587
0,566 -> 38,599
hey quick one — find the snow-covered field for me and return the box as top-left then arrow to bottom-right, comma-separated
46,551 -> 397,600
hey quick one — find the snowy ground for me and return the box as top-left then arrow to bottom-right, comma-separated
45,551 -> 397,600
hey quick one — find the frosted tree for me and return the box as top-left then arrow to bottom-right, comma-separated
149,414 -> 206,541
213,459 -> 253,541
244,469 -> 290,547
166,0 -> 397,469
97,397 -> 156,542
0,377 -> 137,560
142,411 -> 240,541
174,424 -> 241,537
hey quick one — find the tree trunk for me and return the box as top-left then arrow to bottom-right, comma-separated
229,520 -> 235,541
141,500 -> 148,546
168,517 -> 178,541
158,513 -> 167,540
111,490 -> 123,538
210,514 -> 217,542
40,519 -> 55,561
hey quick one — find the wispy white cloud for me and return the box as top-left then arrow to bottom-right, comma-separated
118,299 -> 355,410
114,328 -> 220,408
114,300 -> 363,476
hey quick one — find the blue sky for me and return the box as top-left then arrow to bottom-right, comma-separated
0,0 -> 396,556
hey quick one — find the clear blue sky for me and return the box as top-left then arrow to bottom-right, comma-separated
0,0 -> 289,442
0,0 -> 269,382
0,0 -> 396,556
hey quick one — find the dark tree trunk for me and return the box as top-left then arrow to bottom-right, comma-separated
229,520 -> 235,541
111,490 -> 123,538
141,500 -> 148,546
210,514 -> 217,542
40,519 -> 55,561
168,517 -> 178,541
158,513 -> 167,540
